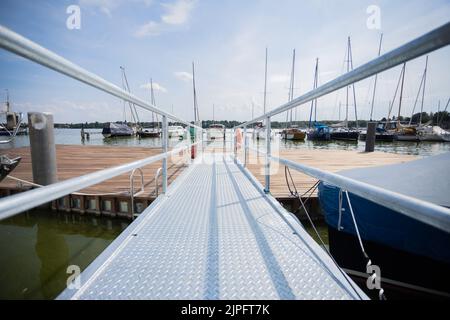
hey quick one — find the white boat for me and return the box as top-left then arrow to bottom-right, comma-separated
417,126 -> 450,142
207,124 -> 225,140
0,90 -> 27,140
168,125 -> 185,138
253,124 -> 273,140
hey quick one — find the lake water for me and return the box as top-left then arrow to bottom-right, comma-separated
2,128 -> 450,157
0,128 -> 449,299
0,209 -> 128,299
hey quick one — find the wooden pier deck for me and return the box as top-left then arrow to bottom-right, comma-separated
0,144 -> 416,218
0,145 -> 189,218
240,149 -> 417,198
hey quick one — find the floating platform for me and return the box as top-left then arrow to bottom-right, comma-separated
0,144 -> 416,219
0,145 -> 188,219
58,154 -> 368,300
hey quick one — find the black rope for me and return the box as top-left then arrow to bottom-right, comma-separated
284,165 -> 387,300
283,165 -> 364,300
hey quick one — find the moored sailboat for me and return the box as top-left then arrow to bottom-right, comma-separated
330,37 -> 359,141
207,124 -> 226,140
206,104 -> 226,140
306,58 -> 331,141
138,78 -> 161,138
306,122 -> 331,141
102,122 -> 135,138
282,49 -> 306,141
254,48 -> 273,141
417,98 -> 450,142
0,90 -> 27,138
359,34 -> 395,142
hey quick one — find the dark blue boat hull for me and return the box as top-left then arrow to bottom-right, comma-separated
318,182 -> 450,296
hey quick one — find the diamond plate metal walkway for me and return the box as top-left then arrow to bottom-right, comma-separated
58,153 -> 367,300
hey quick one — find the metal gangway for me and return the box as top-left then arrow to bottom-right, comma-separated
1,22 -> 450,300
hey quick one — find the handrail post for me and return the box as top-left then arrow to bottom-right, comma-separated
231,128 -> 236,156
162,115 -> 168,194
244,126 -> 248,167
264,117 -> 271,193
129,168 -> 144,220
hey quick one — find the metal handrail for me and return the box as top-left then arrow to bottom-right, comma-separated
0,25 -> 205,221
154,167 -> 162,197
240,144 -> 450,233
0,141 -> 200,221
234,22 -> 450,129
129,168 -> 145,219
0,25 -> 201,130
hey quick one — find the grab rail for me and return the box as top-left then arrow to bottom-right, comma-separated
233,22 -> 450,129
239,143 -> 450,233
129,168 -> 145,220
0,25 -> 204,221
154,167 -> 162,197
230,22 -> 450,233
0,25 -> 201,131
0,140 -> 200,221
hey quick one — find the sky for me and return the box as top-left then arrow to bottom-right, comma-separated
0,0 -> 449,124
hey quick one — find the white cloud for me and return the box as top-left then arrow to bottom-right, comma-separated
135,0 -> 196,37
140,82 -> 168,93
80,0 -> 154,17
174,71 -> 193,82
270,74 -> 290,84
161,0 -> 196,25
79,0 -> 119,17
135,21 -> 163,37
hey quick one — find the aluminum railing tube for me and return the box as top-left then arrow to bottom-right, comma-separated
242,147 -> 450,233
271,156 -> 450,233
0,25 -> 201,130
0,142 -> 200,221
234,22 -> 450,129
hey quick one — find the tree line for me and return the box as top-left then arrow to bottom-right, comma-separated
51,111 -> 449,129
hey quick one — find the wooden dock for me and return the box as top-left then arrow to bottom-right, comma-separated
0,145 -> 189,218
240,148 -> 417,198
0,144 -> 416,219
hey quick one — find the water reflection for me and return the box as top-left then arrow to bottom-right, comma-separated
0,210 -> 128,299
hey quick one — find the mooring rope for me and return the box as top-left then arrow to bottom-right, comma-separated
283,165 -> 364,300
344,190 -> 386,300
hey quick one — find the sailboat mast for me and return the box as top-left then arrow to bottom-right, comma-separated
120,66 -> 140,125
5,89 -> 10,113
288,49 -> 296,123
338,101 -> 341,121
436,100 -> 440,125
345,37 -> 350,128
314,59 -> 318,122
419,55 -> 429,126
150,78 -> 155,125
213,104 -> 215,122
309,58 -> 319,128
263,47 -> 268,115
349,37 -> 359,129
192,62 -> 199,122
370,33 -> 383,121
409,64 -> 426,126
251,101 -> 254,119
397,63 -> 406,125
438,97 -> 450,127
